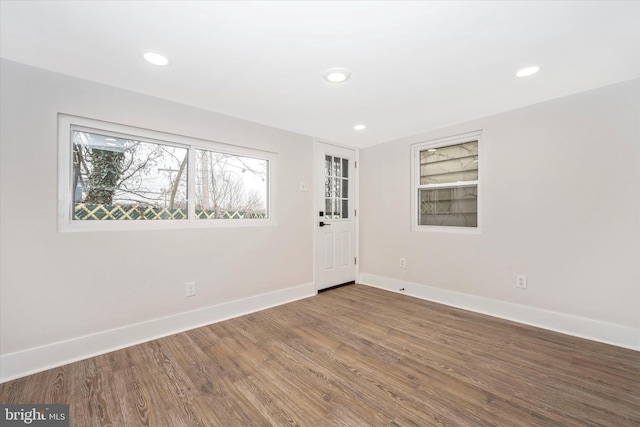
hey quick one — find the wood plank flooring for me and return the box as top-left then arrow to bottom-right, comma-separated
1,284 -> 639,426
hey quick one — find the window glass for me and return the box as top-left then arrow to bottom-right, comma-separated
72,130 -> 188,220
324,155 -> 349,219
194,150 -> 268,219
418,186 -> 477,227
419,141 -> 478,185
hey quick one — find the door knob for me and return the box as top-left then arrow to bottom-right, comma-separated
319,221 -> 331,227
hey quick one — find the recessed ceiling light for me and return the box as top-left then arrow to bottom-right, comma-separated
353,124 -> 366,131
516,65 -> 540,77
427,148 -> 437,152
323,67 -> 351,83
142,50 -> 170,66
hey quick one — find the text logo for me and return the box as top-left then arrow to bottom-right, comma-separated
1,405 -> 69,426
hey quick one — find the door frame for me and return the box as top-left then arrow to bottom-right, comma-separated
313,139 -> 360,292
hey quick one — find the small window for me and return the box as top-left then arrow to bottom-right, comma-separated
412,132 -> 481,230
59,115 -> 275,231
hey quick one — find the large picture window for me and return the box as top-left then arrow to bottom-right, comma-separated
411,131 -> 481,230
59,115 -> 274,231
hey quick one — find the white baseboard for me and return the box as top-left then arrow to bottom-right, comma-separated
359,273 -> 639,351
0,282 -> 316,383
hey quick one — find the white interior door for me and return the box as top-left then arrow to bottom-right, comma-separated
316,142 -> 356,290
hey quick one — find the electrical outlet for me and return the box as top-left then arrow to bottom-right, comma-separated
186,281 -> 196,297
400,258 -> 406,268
516,275 -> 527,289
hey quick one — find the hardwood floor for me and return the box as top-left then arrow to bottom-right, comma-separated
1,284 -> 639,426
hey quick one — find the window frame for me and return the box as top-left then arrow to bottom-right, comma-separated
410,130 -> 482,233
58,114 -> 277,232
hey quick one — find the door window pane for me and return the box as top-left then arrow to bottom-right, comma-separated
333,198 -> 341,217
342,158 -> 349,178
342,200 -> 349,219
323,155 -> 349,219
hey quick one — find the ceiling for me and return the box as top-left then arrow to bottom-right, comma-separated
1,1 -> 639,148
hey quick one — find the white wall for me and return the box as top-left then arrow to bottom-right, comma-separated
0,59 -> 315,380
359,79 -> 640,349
